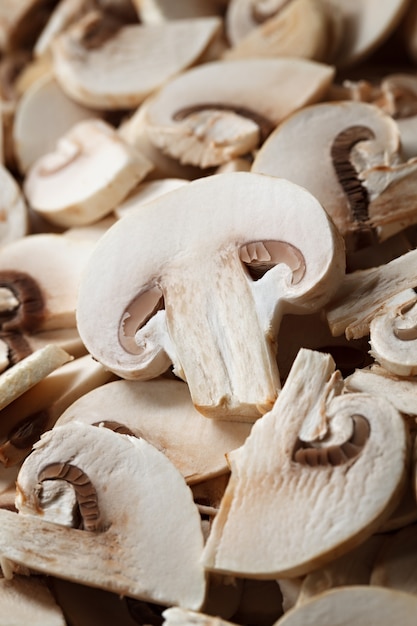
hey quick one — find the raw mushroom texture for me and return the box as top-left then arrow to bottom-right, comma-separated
5,2 -> 417,624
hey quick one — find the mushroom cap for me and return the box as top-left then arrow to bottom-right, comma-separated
56,378 -> 252,483
76,172 -> 345,419
51,14 -> 223,110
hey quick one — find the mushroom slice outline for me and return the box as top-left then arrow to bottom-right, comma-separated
143,57 -> 335,168
51,13 -> 223,110
56,378 -> 252,483
201,348 -> 408,578
10,422 -> 207,609
76,172 -> 345,420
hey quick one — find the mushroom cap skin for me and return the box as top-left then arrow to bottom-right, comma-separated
143,57 -> 335,168
56,378 -> 252,483
0,575 -> 66,626
0,164 -> 28,245
11,422 -> 207,609
202,348 -> 408,578
51,14 -> 223,110
24,119 -> 153,228
274,585 -> 417,626
76,172 -> 345,420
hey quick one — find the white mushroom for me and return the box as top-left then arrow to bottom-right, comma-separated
0,575 -> 66,626
143,57 -> 335,167
51,12 -> 223,110
114,179 -> 189,219
2,422 -> 207,608
0,164 -> 28,245
24,119 -> 153,228
202,348 -> 407,578
76,172 -> 345,420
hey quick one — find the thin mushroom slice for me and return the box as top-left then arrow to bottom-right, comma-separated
51,12 -> 223,110
76,172 -> 345,420
371,523 -> 417,594
143,58 -> 335,168
202,348 -> 407,578
0,575 -> 66,626
24,119 -> 153,228
0,164 -> 28,246
8,422 -> 206,608
274,585 -> 417,626
56,378 -> 252,483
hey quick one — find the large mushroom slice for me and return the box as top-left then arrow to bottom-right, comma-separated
76,172 -> 345,420
24,119 -> 153,228
56,378 -> 252,483
2,422 -> 206,608
51,12 -> 223,110
143,57 -> 335,168
0,575 -> 66,625
202,348 -> 407,578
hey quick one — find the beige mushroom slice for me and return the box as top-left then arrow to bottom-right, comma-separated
114,179 -> 189,219
0,164 -> 28,246
143,57 -> 335,168
133,0 -> 221,23
0,233 -> 94,332
0,575 -> 66,626
63,214 -> 118,243
252,101 -> 401,246
0,354 -> 113,467
24,119 -> 153,228
4,422 -> 207,608
77,172 -> 345,420
275,585 -> 417,626
163,608 -> 238,626
202,348 -> 407,578
371,523 -> 417,594
216,158 -> 252,174
51,12 -> 222,110
56,378 -> 252,483
13,73 -> 99,174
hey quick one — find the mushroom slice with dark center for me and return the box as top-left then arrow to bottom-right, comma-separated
202,348 -> 407,578
76,172 -> 345,421
143,58 -> 335,168
9,422 -> 206,608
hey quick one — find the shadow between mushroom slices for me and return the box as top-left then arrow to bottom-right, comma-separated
76,172 -> 345,421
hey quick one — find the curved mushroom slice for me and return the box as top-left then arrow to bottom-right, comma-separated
202,348 -> 407,578
114,179 -> 189,219
0,354 -> 113,467
275,585 -> 417,626
56,378 -> 252,483
9,422 -> 206,608
51,12 -> 222,110
143,58 -> 335,168
77,172 -> 345,420
252,101 -> 400,245
63,215 -> 118,244
0,165 -> 28,246
0,575 -> 66,626
13,73 -> 99,174
24,119 -> 153,228
371,523 -> 417,594
133,0 -> 222,22
0,233 -> 94,332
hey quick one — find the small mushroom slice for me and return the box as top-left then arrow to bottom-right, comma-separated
77,172 -> 345,420
13,73 -> 99,174
56,378 -> 251,483
51,12 -> 222,110
371,523 -> 417,595
0,164 -> 28,246
275,586 -> 417,626
143,58 -> 335,168
0,575 -> 66,626
24,119 -> 153,228
202,348 -> 407,578
8,422 -> 206,608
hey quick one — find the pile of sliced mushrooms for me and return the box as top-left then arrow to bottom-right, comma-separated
4,0 -> 417,624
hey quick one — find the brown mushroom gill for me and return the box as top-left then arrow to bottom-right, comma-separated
293,415 -> 370,467
0,270 -> 44,333
119,286 -> 164,354
38,462 -> 100,532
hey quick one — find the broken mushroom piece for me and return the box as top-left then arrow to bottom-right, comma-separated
7,422 -> 206,608
24,119 -> 153,228
76,172 -> 345,420
143,57 -> 335,168
0,575 -> 66,626
56,378 -> 252,483
51,12 -> 222,110
0,164 -> 28,246
202,348 -> 407,578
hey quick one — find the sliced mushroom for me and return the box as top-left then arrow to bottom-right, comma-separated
0,164 -> 28,246
51,12 -> 223,110
76,172 -> 345,420
63,214 -> 118,243
24,119 -> 153,228
143,57 -> 335,167
202,348 -> 407,578
114,179 -> 189,219
371,523 -> 417,594
0,574 -> 66,625
5,422 -> 207,608
56,378 -> 251,483
133,0 -> 222,23
13,73 -> 99,174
